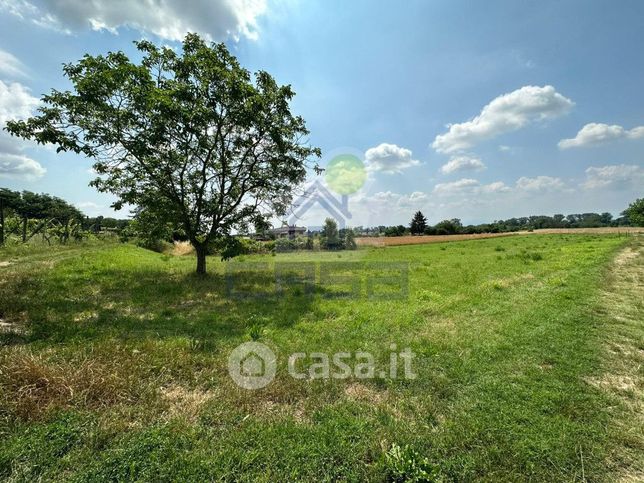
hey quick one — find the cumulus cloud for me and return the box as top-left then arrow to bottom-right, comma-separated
0,153 -> 46,179
515,175 -> 566,192
0,0 -> 267,41
581,164 -> 644,190
0,79 -> 45,180
353,190 -> 433,220
0,49 -> 28,78
433,175 -> 568,197
440,155 -> 486,174
0,80 -> 39,126
432,85 -> 574,154
364,143 -> 420,173
481,181 -> 510,193
558,123 -> 644,149
432,178 -> 509,196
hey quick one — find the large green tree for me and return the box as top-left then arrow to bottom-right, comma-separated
623,198 -> 644,226
6,34 -> 319,273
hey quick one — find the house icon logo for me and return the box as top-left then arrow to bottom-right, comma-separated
288,151 -> 367,228
289,179 -> 353,229
228,342 -> 277,389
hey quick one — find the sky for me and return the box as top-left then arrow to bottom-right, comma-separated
0,0 -> 642,227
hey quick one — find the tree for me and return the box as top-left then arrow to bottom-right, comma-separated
0,188 -> 20,245
434,218 -> 462,235
344,228 -> 357,250
320,218 -> 340,249
623,198 -> 644,226
384,225 -> 406,236
6,34 -> 319,274
410,211 -> 427,235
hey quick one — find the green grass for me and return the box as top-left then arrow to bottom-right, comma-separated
0,234 -> 641,481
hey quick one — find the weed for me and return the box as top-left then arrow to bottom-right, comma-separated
384,443 -> 440,482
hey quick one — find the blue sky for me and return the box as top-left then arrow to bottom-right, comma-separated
0,0 -> 642,226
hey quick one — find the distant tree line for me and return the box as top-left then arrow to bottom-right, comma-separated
0,188 -> 130,246
376,199 -> 644,237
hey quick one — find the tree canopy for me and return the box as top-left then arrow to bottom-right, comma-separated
6,33 -> 320,273
0,189 -> 84,245
410,211 -> 427,235
623,198 -> 644,227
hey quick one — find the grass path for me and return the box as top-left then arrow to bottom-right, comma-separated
595,238 -> 644,481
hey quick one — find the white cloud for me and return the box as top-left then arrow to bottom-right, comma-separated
76,201 -> 101,209
364,143 -> 420,173
0,80 -> 39,126
515,175 -> 566,192
433,178 -> 479,195
0,79 -> 44,180
582,164 -> 644,190
440,155 -> 486,174
558,123 -> 644,149
432,178 -> 509,196
0,153 -> 45,180
481,181 -> 510,193
0,0 -> 268,41
433,175 -> 567,197
0,49 -> 28,78
432,85 -> 574,154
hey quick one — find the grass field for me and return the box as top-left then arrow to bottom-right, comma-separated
0,234 -> 642,481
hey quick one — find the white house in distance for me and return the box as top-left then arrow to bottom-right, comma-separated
269,224 -> 307,239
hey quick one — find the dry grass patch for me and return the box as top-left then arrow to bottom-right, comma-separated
171,241 -> 195,256
0,348 -> 144,420
161,383 -> 215,422
344,382 -> 388,404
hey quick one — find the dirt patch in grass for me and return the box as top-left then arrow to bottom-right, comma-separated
357,228 -> 643,247
357,232 -> 517,247
161,384 -> 215,422
344,382 -> 388,404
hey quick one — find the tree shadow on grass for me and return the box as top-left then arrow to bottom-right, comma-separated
3,265 -> 326,346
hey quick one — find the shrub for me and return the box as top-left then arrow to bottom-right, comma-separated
344,229 -> 357,250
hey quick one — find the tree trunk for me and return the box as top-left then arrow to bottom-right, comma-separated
194,242 -> 207,275
0,198 -> 4,246
22,217 -> 27,243
63,220 -> 70,244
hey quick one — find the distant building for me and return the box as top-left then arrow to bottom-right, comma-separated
269,224 -> 307,239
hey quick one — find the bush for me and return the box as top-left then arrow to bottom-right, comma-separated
275,237 -> 298,252
344,229 -> 357,250
264,240 -> 276,252
138,238 -> 173,253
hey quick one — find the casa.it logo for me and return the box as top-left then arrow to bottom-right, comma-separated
228,341 -> 417,390
227,342 -> 277,390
